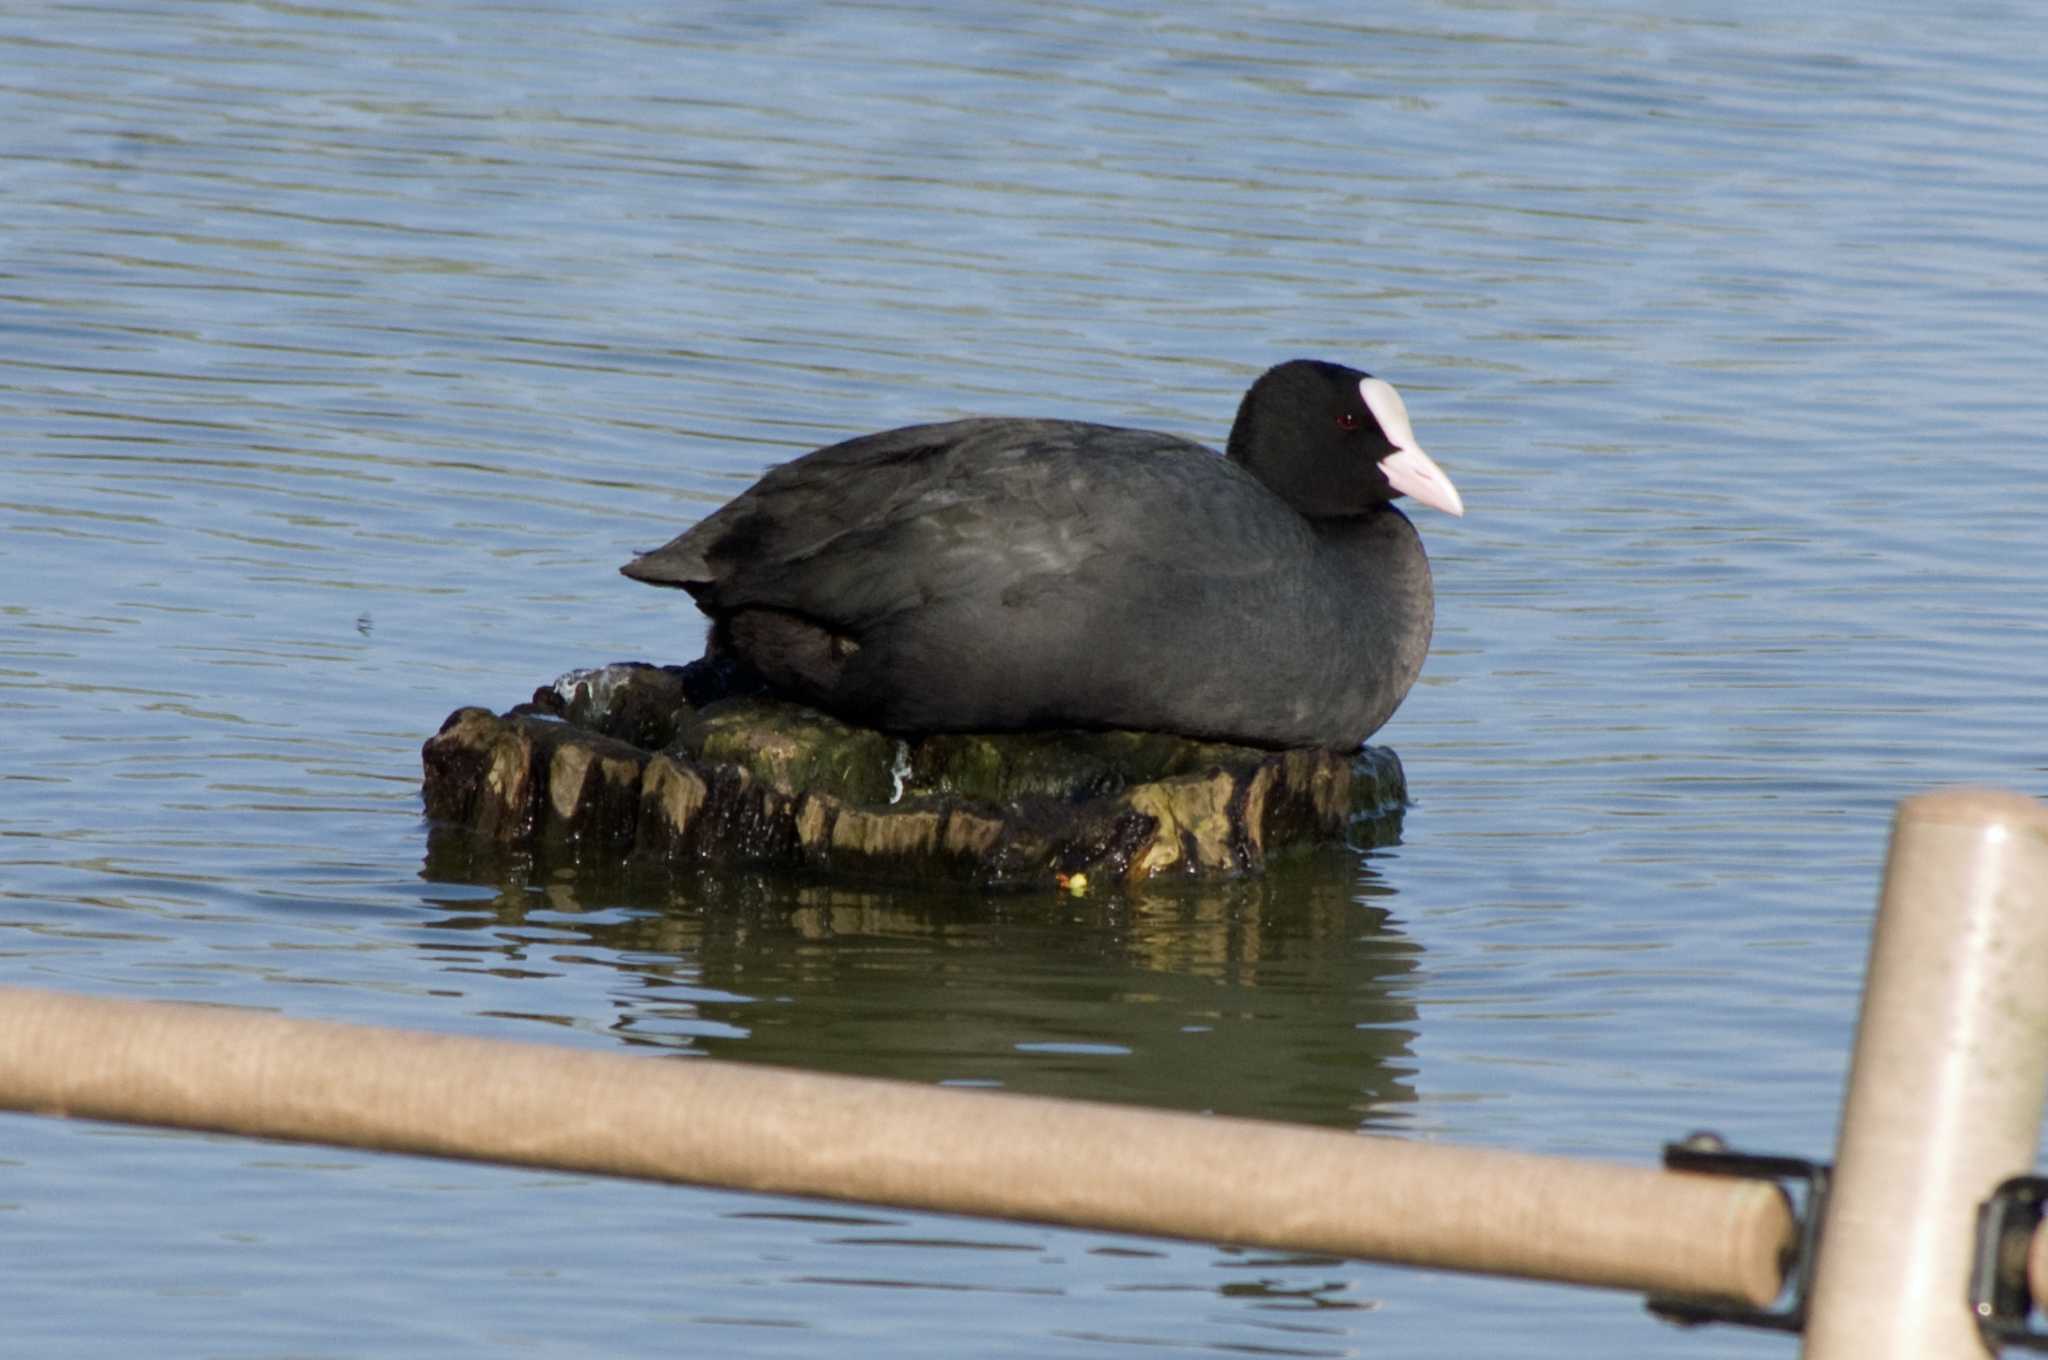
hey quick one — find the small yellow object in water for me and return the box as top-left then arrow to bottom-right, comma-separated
1058,872 -> 1089,896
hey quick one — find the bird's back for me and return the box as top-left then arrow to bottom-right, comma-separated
623,415 -> 1427,748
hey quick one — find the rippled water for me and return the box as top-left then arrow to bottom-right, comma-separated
4,2 -> 2045,1356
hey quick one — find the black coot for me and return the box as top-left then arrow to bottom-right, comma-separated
622,359 -> 1463,750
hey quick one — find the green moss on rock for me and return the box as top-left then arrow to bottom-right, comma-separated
423,661 -> 1409,889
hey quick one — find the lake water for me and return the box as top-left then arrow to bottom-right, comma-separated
4,1 -> 2044,1355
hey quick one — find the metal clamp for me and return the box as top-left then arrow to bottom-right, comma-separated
1644,1132 -> 1829,1334
1974,1175 -> 2048,1351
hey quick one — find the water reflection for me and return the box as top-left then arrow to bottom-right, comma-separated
419,833 -> 1421,1129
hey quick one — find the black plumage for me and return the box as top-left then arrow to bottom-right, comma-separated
622,360 -> 1462,750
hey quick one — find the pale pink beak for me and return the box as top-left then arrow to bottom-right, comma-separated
1361,376 -> 1464,517
1379,444 -> 1464,517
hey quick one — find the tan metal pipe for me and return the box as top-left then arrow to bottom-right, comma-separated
1803,788 -> 2048,1358
0,984 -> 1790,1307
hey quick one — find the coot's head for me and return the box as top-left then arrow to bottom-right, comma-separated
1225,360 -> 1464,519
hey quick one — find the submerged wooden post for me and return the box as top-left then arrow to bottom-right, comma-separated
1804,788 -> 2048,1359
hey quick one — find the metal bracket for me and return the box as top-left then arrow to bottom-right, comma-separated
1974,1175 -> 2048,1351
1644,1132 -> 1829,1334
1644,1139 -> 2048,1349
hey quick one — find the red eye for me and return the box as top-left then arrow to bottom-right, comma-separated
1336,411 -> 1360,431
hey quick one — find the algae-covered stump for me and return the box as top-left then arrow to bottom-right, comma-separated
422,663 -> 1407,889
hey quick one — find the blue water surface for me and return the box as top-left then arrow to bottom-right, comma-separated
3,2 -> 2045,1356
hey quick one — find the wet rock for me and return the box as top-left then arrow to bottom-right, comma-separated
682,697 -> 902,807
422,661 -> 1407,888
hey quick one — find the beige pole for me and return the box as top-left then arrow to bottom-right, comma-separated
1804,788 -> 2048,1359
0,984 -> 1788,1306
